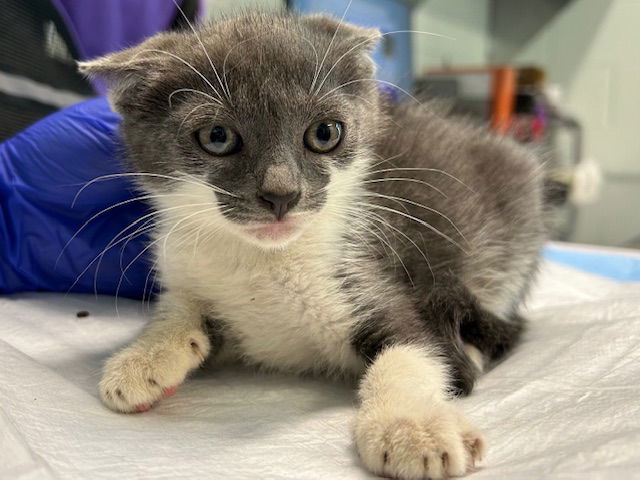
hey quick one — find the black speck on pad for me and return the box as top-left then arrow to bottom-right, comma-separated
76,311 -> 90,318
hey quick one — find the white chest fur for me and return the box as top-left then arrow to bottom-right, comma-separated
156,221 -> 364,376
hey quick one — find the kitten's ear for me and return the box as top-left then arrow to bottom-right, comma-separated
78,32 -> 180,114
302,15 -> 382,54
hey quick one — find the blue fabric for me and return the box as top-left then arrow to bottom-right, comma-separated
544,245 -> 640,283
0,98 -> 153,298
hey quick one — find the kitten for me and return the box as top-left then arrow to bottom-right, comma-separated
79,12 -> 545,480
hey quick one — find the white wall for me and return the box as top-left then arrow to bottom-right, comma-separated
412,0 -> 491,74
506,0 -> 640,246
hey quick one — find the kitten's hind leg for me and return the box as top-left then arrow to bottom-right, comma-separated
460,310 -> 525,363
419,275 -> 526,396
99,295 -> 220,413
355,344 -> 484,480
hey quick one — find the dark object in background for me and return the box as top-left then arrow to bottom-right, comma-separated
76,310 -> 90,318
415,65 -> 583,241
0,0 -> 200,141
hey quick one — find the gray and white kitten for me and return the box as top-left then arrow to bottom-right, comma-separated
80,13 -> 545,480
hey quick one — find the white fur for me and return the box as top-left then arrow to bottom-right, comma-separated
100,159 -> 373,410
355,344 -> 484,479
99,296 -> 210,412
99,157 -> 485,478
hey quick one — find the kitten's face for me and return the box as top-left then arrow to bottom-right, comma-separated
80,14 -> 382,248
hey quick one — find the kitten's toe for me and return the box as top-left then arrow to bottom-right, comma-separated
355,401 -> 484,479
99,329 -> 210,413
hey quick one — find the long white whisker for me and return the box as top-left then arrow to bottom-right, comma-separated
363,178 -> 448,198
178,102 -> 221,134
172,0 -> 231,103
319,78 -> 422,105
174,170 -> 238,198
364,210 -> 435,283
142,258 -> 159,308
309,0 -> 353,94
222,33 -> 269,99
361,192 -> 468,243
133,48 -> 224,102
114,205 -> 223,316
367,167 -> 476,193
168,88 -> 222,108
355,201 -> 468,253
161,206 -> 221,258
57,192 -> 199,268
73,172 -> 239,205
314,29 -> 454,97
369,149 -> 411,169
360,219 -> 414,286
65,202 -> 213,295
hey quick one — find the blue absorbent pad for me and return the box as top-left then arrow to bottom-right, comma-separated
544,244 -> 640,283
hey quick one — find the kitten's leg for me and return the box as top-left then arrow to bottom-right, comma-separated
99,295 -> 219,413
419,276 -> 526,396
355,344 -> 484,480
460,311 -> 525,363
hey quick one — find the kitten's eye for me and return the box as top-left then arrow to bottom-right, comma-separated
196,125 -> 242,156
304,120 -> 343,153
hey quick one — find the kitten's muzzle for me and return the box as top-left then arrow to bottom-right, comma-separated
257,190 -> 301,221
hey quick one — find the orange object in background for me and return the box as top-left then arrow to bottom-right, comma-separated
490,67 -> 516,134
418,66 -> 517,135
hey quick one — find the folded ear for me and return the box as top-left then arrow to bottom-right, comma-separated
78,32 -> 182,115
302,15 -> 381,54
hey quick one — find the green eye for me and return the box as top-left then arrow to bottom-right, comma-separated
304,120 -> 343,153
196,125 -> 242,156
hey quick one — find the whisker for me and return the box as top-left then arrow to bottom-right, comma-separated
359,219 -> 414,286
178,102 -> 221,134
318,78 -> 422,105
167,88 -> 223,108
65,203 -> 213,296
354,201 -> 468,253
174,170 -> 239,198
132,48 -> 224,102
58,192 -> 199,268
168,88 -> 222,108
364,209 -> 435,283
361,191 -> 468,243
114,205 -> 222,316
72,172 -> 238,205
222,33 -> 271,99
309,0 -> 353,94
142,257 -> 160,309
368,149 -> 410,169
313,29 -> 454,97
172,0 -> 231,103
367,167 -> 476,193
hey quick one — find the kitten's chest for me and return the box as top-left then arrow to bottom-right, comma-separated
184,250 -> 362,374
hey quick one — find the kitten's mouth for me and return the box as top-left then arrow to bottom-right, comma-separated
244,216 -> 302,242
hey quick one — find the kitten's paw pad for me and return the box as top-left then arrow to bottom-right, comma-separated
99,329 -> 210,413
355,403 -> 484,479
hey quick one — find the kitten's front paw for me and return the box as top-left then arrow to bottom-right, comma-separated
99,329 -> 210,413
355,401 -> 484,479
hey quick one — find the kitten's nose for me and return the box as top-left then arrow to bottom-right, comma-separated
257,190 -> 301,220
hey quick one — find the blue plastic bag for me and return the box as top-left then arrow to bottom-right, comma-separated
0,98 -> 154,298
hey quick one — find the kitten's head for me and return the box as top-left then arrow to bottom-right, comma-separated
80,13 -> 382,249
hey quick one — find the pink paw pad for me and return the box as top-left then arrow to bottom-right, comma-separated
162,385 -> 178,398
135,403 -> 152,413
